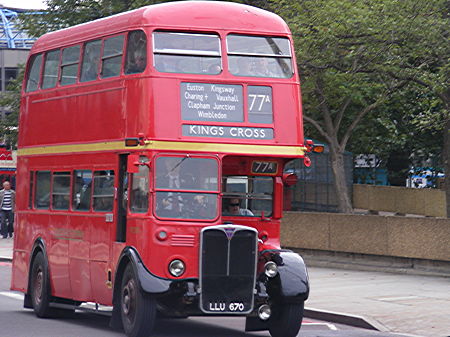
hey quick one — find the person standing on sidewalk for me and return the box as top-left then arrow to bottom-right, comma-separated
0,181 -> 15,239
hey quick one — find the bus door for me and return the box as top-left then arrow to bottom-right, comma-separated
89,154 -> 128,304
89,168 -> 115,303
124,154 -> 150,248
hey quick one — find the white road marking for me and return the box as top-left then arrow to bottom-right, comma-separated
303,322 -> 338,330
0,291 -> 23,301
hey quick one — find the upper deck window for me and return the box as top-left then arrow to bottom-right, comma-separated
25,53 -> 42,92
227,35 -> 293,78
60,45 -> 81,86
125,30 -> 147,75
42,50 -> 60,89
101,35 -> 125,78
80,40 -> 101,82
153,32 -> 221,75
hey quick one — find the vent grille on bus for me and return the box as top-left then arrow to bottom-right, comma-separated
200,225 -> 257,314
171,234 -> 195,247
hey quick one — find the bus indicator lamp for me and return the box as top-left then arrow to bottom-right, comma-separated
156,230 -> 168,241
305,139 -> 325,153
169,259 -> 185,277
313,145 -> 325,153
304,156 -> 312,167
125,138 -> 139,147
258,230 -> 269,242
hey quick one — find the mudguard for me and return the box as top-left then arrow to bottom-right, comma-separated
24,238 -> 49,308
110,247 -> 172,329
116,247 -> 172,294
265,250 -> 309,302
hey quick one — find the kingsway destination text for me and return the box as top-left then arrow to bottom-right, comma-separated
181,82 -> 243,122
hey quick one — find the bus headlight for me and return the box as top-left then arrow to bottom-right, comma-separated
169,259 -> 185,277
264,261 -> 278,278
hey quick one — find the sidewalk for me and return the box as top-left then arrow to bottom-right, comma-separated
305,267 -> 450,337
1,238 -> 449,337
0,236 -> 13,261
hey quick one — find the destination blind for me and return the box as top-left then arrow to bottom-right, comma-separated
181,82 -> 244,122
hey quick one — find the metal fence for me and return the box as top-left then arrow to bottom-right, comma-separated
285,150 -> 353,213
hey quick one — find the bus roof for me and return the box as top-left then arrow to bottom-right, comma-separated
31,1 -> 291,53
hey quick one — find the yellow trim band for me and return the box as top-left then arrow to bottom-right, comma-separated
18,140 -> 306,157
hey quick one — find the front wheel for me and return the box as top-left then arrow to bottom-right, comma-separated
30,251 -> 52,318
268,302 -> 304,337
120,264 -> 156,337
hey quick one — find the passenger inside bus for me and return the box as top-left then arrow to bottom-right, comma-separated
126,50 -> 146,74
155,55 -> 180,73
223,197 -> 254,216
206,62 -> 221,74
237,57 -> 252,76
253,57 -> 276,77
156,157 -> 185,216
125,30 -> 147,74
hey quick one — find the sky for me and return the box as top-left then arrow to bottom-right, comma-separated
1,0 -> 48,9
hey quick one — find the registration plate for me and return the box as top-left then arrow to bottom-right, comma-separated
208,301 -> 246,312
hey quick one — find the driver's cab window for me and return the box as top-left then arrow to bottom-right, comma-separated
222,176 -> 273,217
130,163 -> 149,213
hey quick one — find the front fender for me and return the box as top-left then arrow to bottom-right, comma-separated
262,250 -> 309,303
116,247 -> 172,294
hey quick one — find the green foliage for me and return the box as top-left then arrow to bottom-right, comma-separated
0,66 -> 24,148
19,0 -> 177,38
269,0 -> 448,143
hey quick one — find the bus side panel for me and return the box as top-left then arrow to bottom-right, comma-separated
21,83 -> 127,147
11,158 -> 31,292
11,212 -> 33,292
90,213 -> 113,304
46,213 -> 72,298
68,214 -> 92,301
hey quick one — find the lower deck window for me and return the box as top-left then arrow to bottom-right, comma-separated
35,171 -> 51,209
52,172 -> 71,210
93,170 -> 115,212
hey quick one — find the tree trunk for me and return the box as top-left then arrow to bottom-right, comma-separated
444,118 -> 450,218
329,146 -> 353,213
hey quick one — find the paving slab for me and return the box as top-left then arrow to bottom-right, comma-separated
306,267 -> 450,337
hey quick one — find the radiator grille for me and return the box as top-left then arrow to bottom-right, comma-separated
200,225 -> 257,314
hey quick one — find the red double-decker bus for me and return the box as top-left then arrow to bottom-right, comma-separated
12,2 -> 315,337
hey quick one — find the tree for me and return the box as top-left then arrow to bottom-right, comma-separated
0,66 -> 24,148
269,0 -> 448,213
20,0 -> 173,37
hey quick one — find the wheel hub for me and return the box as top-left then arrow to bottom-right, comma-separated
122,279 -> 136,317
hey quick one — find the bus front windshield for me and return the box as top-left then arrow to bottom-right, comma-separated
222,176 -> 273,217
155,156 -> 219,220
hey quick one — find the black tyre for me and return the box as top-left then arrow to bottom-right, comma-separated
120,264 -> 156,337
268,302 -> 304,337
30,251 -> 52,318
